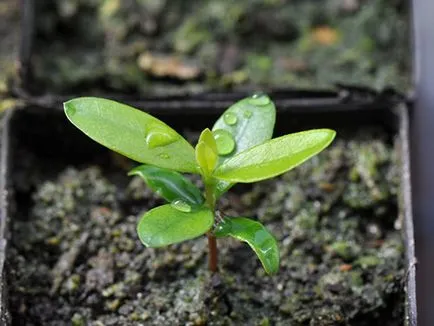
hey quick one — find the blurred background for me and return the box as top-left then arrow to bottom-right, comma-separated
0,0 -> 410,97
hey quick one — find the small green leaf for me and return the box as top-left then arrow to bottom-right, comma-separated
128,165 -> 204,206
212,93 -> 276,197
64,97 -> 198,173
137,204 -> 213,247
212,93 -> 276,162
195,128 -> 218,177
200,128 -> 218,154
214,129 -> 336,183
214,217 -> 279,274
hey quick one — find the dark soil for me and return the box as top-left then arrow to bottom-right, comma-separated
8,126 -> 404,325
30,0 -> 410,95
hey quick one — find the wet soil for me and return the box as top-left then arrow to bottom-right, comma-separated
8,126 -> 404,325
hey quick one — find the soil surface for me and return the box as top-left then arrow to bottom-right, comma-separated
31,0 -> 409,95
8,127 -> 404,325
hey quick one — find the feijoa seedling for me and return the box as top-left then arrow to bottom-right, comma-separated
64,94 -> 336,275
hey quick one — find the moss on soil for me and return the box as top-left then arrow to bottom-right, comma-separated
32,0 -> 409,95
8,128 -> 404,325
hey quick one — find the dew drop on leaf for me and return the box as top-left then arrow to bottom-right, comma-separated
155,188 -> 163,196
145,124 -> 178,149
243,110 -> 252,118
214,218 -> 233,235
170,199 -> 192,212
248,93 -> 270,106
159,153 -> 170,159
223,112 -> 238,126
213,129 -> 235,156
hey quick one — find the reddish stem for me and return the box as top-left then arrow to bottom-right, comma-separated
207,233 -> 218,272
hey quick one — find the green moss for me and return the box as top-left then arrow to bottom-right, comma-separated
258,316 -> 270,326
102,282 -> 126,298
356,255 -> 382,269
331,241 -> 360,261
64,274 -> 81,293
71,313 -> 86,326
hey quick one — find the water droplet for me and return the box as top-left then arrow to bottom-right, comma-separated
145,124 -> 178,149
249,93 -> 270,106
159,153 -> 170,159
171,199 -> 191,213
213,129 -> 235,156
243,110 -> 252,118
214,218 -> 233,236
223,112 -> 238,126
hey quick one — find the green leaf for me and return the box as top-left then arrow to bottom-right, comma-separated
212,93 -> 276,162
214,217 -> 279,274
215,180 -> 233,198
128,165 -> 204,206
64,97 -> 198,173
195,128 -> 218,177
212,93 -> 276,196
137,204 -> 213,247
214,129 -> 336,183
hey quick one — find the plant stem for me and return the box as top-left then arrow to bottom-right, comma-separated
205,180 -> 218,273
207,233 -> 218,272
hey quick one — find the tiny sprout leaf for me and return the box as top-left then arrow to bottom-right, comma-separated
64,97 -> 198,173
195,128 -> 218,176
128,165 -> 204,206
200,128 -> 218,154
214,129 -> 336,183
137,204 -> 213,247
214,217 -> 279,274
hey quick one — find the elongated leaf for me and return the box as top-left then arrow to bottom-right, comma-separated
214,129 -> 336,183
128,165 -> 204,206
212,94 -> 276,196
64,97 -> 198,173
214,217 -> 279,274
137,204 -> 213,247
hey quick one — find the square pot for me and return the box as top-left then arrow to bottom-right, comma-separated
0,96 -> 416,325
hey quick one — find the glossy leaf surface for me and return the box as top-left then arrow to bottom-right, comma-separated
137,204 -> 213,247
214,217 -> 279,274
64,97 -> 198,173
128,165 -> 204,206
195,128 -> 218,177
214,129 -> 336,183
212,93 -> 276,162
212,94 -> 276,196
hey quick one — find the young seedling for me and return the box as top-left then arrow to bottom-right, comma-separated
64,94 -> 335,275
